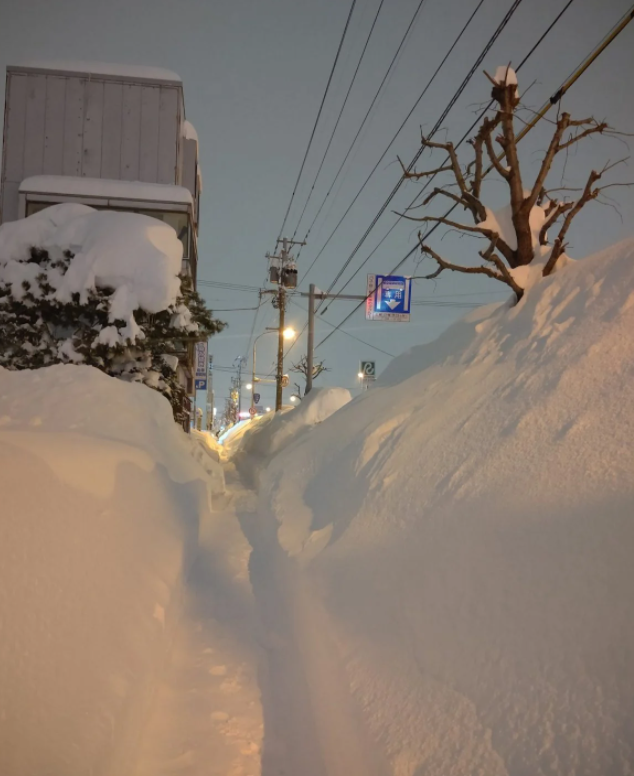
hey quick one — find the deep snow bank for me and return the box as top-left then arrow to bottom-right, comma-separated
225,388 -> 351,481
0,365 -> 211,776
262,241 -> 634,775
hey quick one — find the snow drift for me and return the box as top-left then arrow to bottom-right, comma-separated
225,387 -> 351,482
0,365 -> 211,776
261,241 -> 634,775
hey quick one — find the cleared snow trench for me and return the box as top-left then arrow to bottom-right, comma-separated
133,455 -> 385,776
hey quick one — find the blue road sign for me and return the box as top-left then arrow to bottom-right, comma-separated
195,378 -> 207,390
366,275 -> 412,321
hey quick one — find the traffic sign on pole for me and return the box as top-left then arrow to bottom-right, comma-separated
253,392 -> 261,404
366,274 -> 412,322
360,360 -> 376,378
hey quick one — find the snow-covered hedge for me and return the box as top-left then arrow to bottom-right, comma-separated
0,204 -> 222,420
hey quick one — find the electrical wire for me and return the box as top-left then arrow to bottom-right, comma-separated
318,0 -> 525,305
290,0 -> 386,243
197,280 -> 262,292
286,298 -> 395,358
314,0 -> 631,350
301,0 -> 489,286
276,0 -> 359,243
297,0 -> 430,274
327,0 -> 578,302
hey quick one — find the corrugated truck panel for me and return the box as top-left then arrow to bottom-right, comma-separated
43,76 -> 67,176
82,79 -> 104,178
139,86 -> 160,183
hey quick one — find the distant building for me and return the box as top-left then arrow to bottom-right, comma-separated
0,61 -> 204,412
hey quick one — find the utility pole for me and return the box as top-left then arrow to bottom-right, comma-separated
300,288 -> 369,396
267,236 -> 304,411
206,355 -> 214,431
306,283 -> 316,395
275,282 -> 286,411
234,356 -> 245,415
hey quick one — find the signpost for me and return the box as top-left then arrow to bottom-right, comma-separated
253,392 -> 261,404
366,274 -> 412,322
360,360 -> 376,378
194,341 -> 208,390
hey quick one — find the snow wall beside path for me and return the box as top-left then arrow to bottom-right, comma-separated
261,240 -> 634,775
0,365 -> 212,776
225,387 -> 352,484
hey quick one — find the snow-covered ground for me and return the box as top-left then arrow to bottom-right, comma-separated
3,239 -> 634,776
0,365 -> 221,776
252,239 -> 634,775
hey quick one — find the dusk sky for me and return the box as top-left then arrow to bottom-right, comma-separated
1,0 -> 632,409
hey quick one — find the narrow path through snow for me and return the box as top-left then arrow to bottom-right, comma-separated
134,460 -> 387,776
235,467 -> 388,776
133,474 -> 263,776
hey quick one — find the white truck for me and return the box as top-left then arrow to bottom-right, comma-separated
1,60 -> 201,282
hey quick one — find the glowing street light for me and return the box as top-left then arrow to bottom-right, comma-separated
283,327 -> 296,340
290,395 -> 297,403
245,383 -> 253,391
266,406 -> 272,412
357,372 -> 364,379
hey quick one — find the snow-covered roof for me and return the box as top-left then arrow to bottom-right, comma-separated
10,61 -> 182,85
20,176 -> 193,208
183,120 -> 199,144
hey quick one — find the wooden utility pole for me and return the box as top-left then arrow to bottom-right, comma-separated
306,283 -> 316,395
275,283 -> 286,411
267,236 -> 304,411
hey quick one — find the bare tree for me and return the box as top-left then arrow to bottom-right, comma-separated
291,356 -> 330,397
398,68 -> 630,301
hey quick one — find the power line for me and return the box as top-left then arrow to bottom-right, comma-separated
297,0 -> 430,277
290,0 -> 387,243
198,280 -> 262,292
276,0 -> 359,242
319,0 -> 524,305
301,0 -> 488,287
211,306 -> 261,312
287,298 -> 395,357
315,0 -> 628,351
327,0 -> 578,302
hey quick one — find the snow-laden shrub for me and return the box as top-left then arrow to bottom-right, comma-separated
0,205 -> 224,423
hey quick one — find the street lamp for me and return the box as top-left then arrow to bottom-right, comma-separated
245,383 -> 253,391
283,327 -> 296,340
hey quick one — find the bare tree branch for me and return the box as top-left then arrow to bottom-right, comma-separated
398,212 -> 515,265
419,235 -> 524,300
481,116 -> 510,179
557,120 -> 608,152
544,169 -> 603,276
398,155 -> 452,180
539,200 -> 575,245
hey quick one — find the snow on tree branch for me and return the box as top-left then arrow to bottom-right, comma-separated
399,69 -> 630,301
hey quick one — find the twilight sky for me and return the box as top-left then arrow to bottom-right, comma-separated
1,0 -> 633,411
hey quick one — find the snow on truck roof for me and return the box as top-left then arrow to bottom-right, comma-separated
9,60 -> 182,85
20,176 -> 193,207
